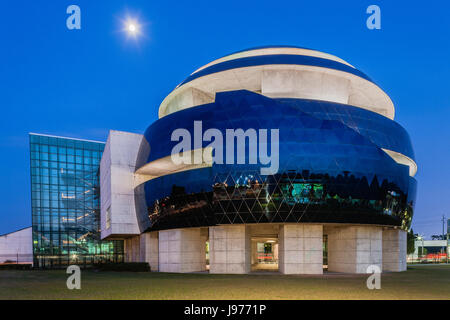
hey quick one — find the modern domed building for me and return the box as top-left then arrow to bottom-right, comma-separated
99,46 -> 417,274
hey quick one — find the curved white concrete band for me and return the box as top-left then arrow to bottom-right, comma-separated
382,148 -> 418,177
191,47 -> 355,74
134,147 -> 213,187
159,65 -> 394,120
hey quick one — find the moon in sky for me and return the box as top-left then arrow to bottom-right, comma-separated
123,18 -> 141,37
127,23 -> 137,34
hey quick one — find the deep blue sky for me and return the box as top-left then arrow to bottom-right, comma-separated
0,1 -> 449,238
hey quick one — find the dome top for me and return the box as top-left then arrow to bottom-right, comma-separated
158,46 -> 394,120
191,45 -> 355,75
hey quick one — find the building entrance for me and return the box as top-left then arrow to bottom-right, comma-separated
251,237 -> 279,272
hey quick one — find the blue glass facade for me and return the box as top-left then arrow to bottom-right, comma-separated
142,90 -> 416,231
276,98 -> 415,160
30,134 -> 124,268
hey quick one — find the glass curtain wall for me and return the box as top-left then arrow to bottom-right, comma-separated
29,134 -> 123,268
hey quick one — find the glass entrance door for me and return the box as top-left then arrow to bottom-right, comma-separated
252,238 -> 278,271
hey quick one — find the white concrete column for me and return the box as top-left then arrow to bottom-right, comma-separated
279,224 -> 323,274
158,228 -> 207,273
274,243 -> 279,261
209,225 -> 251,274
124,236 -> 140,262
251,240 -> 258,265
139,232 -> 159,271
382,229 -> 407,272
328,226 -> 382,274
124,238 -> 130,262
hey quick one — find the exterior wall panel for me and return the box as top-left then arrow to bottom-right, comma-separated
0,227 -> 32,264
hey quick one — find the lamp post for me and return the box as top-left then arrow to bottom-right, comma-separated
446,222 -> 450,264
446,233 -> 449,264
441,215 -> 449,264
417,235 -> 425,263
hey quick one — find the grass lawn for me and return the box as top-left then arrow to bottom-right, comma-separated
0,265 -> 449,300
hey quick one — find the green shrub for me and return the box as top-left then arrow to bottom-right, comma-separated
93,262 -> 150,272
0,264 -> 32,270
